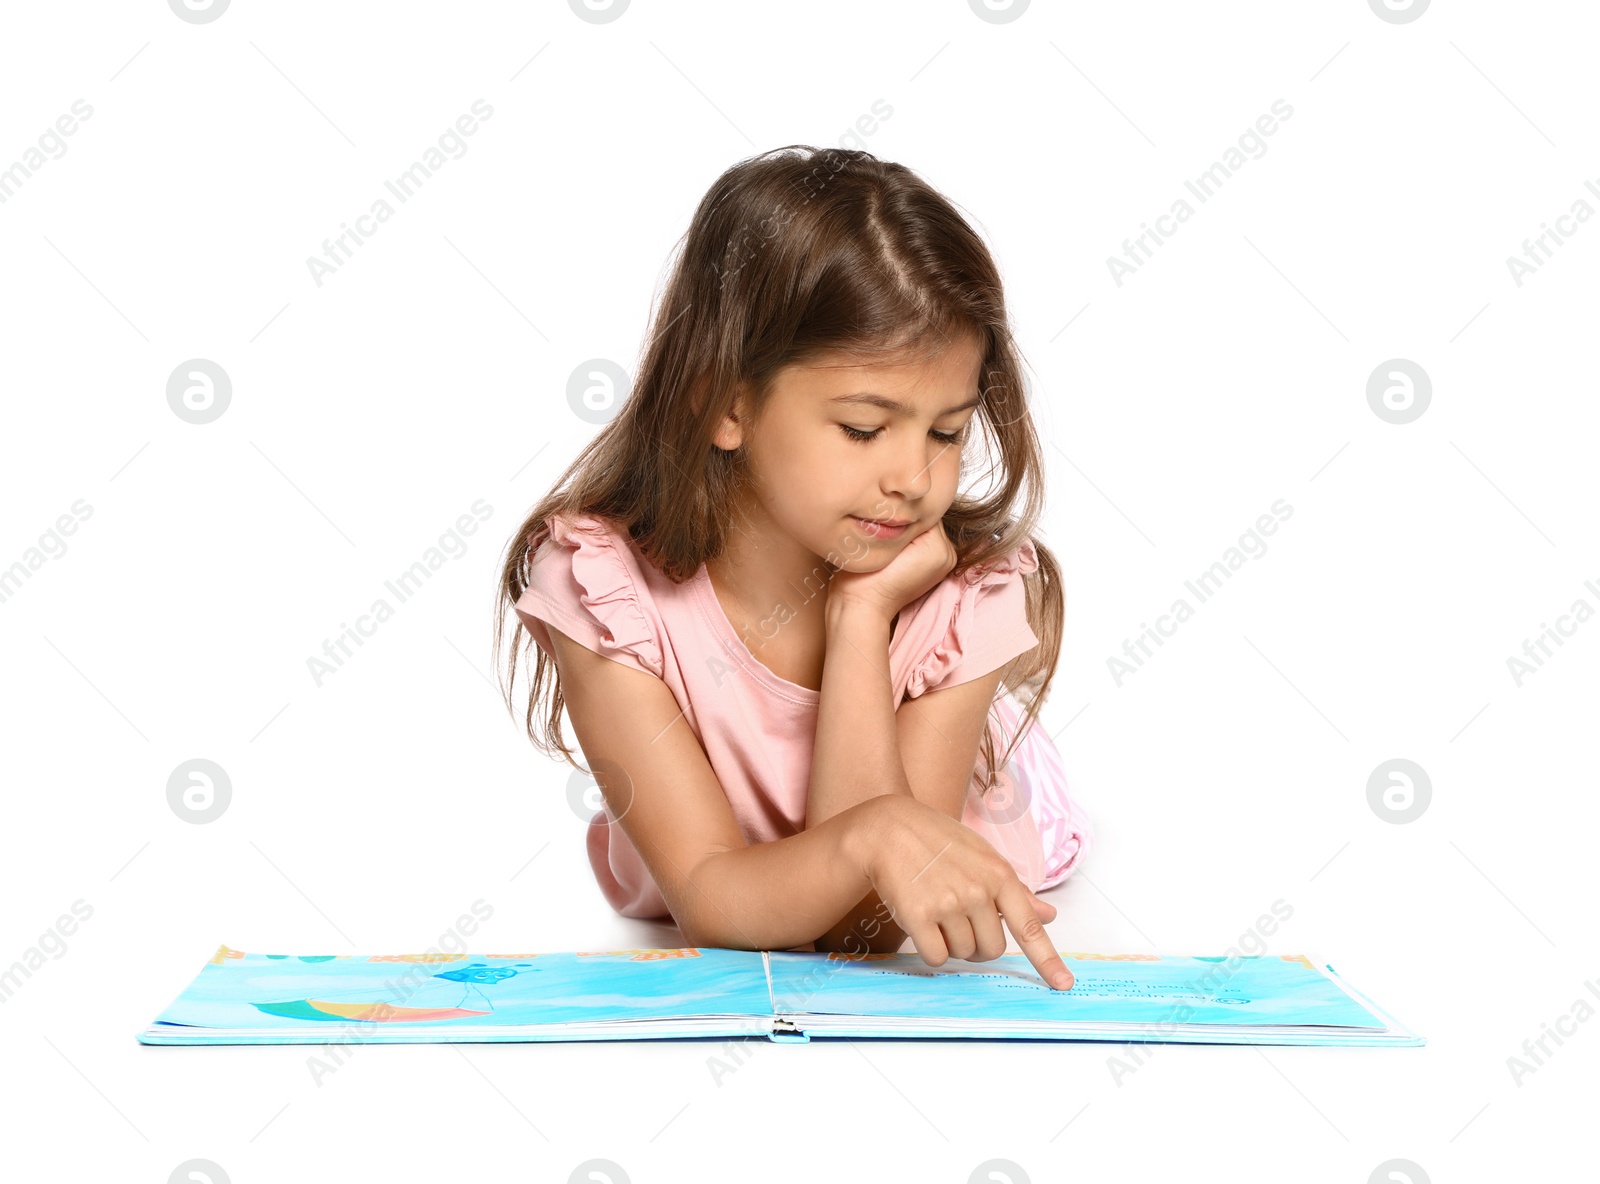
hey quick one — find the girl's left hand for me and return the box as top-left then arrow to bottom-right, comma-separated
830,520 -> 958,623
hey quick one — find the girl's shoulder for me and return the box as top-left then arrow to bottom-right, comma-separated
533,509 -> 636,564
958,535 -> 1039,585
901,537 -> 1040,699
516,510 -> 665,678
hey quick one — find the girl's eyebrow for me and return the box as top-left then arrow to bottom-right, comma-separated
827,393 -> 982,416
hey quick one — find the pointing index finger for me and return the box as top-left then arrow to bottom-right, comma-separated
997,880 -> 1074,990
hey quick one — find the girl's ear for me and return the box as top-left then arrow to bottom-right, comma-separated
711,381 -> 751,452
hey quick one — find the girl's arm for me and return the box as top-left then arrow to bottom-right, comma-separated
803,599 -> 914,831
804,598 -> 915,954
543,622 -> 885,951
805,598 -> 1011,952
547,622 -> 1070,988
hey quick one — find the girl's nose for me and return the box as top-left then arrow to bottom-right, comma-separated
884,439 -> 937,501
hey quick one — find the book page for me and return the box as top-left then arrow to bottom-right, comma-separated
765,951 -> 1387,1029
151,946 -> 772,1032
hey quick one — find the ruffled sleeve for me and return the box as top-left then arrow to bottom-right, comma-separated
514,512 -> 665,679
904,538 -> 1040,699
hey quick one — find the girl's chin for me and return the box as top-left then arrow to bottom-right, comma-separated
829,553 -> 894,574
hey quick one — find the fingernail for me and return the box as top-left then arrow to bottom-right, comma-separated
1052,971 -> 1072,989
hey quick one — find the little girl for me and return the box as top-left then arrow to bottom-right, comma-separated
495,146 -> 1092,991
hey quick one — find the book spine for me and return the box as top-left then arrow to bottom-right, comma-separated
762,950 -> 809,1041
768,1016 -> 809,1043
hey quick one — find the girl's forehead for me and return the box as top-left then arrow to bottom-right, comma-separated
781,347 -> 983,403
804,331 -> 981,368
789,338 -> 983,383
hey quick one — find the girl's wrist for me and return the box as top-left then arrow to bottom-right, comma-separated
825,592 -> 894,635
838,795 -> 904,881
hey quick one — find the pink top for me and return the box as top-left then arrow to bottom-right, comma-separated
514,511 -> 1050,920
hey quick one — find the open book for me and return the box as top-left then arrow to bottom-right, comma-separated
139,945 -> 1423,1046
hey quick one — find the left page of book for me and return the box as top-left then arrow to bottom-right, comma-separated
142,946 -> 774,1045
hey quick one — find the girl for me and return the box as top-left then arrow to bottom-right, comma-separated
495,146 -> 1092,991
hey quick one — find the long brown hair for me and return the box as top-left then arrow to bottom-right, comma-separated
494,144 -> 1064,801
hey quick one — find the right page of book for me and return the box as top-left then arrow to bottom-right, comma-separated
764,951 -> 1390,1029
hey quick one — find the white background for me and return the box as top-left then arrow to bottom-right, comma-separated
1,0 -> 1595,1180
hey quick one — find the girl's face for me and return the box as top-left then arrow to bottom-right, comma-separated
717,334 -> 985,572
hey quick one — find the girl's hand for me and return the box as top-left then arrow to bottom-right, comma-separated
856,796 -> 1074,990
830,519 -> 958,624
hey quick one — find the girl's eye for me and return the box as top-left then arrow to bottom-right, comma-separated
839,425 -> 965,444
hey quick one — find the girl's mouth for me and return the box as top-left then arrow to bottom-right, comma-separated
852,516 -> 910,540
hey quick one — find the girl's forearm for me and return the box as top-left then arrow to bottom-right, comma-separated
802,599 -> 915,954
804,599 -> 912,831
681,797 -> 885,952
